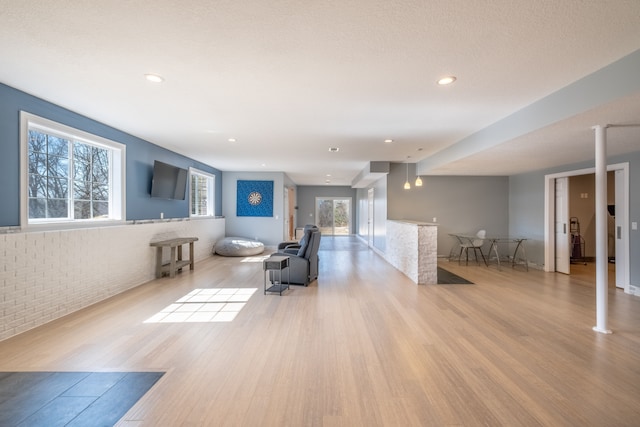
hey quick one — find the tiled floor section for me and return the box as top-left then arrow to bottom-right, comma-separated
437,267 -> 474,284
0,371 -> 164,426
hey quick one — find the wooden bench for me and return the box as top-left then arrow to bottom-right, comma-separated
150,237 -> 198,278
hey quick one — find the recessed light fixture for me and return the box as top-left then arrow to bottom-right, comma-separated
325,180 -> 331,184
329,147 -> 339,152
437,76 -> 456,85
228,138 -> 236,143
144,73 -> 165,83
384,139 -> 394,144
326,174 -> 332,177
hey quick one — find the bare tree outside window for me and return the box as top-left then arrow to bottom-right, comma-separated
316,198 -> 351,235
28,128 -> 110,220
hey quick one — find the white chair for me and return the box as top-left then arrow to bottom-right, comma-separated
459,229 -> 487,266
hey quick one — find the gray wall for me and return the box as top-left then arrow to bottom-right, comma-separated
296,185 -> 358,233
222,171 -> 287,246
509,150 -> 640,284
354,177 -> 389,253
354,163 -> 509,258
507,171 -> 547,266
386,162 -> 509,257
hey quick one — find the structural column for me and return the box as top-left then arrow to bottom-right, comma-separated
593,125 -> 612,334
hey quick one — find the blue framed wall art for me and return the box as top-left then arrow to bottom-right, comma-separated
236,180 -> 274,217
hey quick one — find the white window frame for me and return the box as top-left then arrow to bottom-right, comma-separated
20,111 -> 126,229
189,167 -> 215,218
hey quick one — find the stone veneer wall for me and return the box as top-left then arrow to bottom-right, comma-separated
0,217 -> 225,341
385,220 -> 437,285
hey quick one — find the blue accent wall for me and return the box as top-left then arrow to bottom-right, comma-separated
0,83 -> 222,226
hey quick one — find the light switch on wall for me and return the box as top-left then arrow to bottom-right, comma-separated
633,222 -> 638,230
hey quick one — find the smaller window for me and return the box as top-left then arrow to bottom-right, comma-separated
190,168 -> 215,217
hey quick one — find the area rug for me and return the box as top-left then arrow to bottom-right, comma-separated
0,371 -> 164,426
437,267 -> 474,284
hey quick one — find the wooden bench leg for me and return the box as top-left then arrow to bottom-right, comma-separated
170,246 -> 177,278
155,247 -> 163,278
189,242 -> 195,271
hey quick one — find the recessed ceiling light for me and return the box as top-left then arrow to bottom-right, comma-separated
329,147 -> 339,152
437,76 -> 456,85
326,174 -> 332,177
228,138 -> 236,143
144,73 -> 164,83
325,180 -> 331,184
384,139 -> 394,144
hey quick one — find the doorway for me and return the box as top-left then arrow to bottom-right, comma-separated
316,197 -> 352,235
367,188 -> 374,248
286,187 -> 295,240
544,163 -> 629,292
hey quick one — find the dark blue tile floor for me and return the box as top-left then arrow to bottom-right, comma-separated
437,267 -> 474,284
0,371 -> 164,427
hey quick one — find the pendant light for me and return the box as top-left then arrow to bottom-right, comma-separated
404,161 -> 411,190
415,175 -> 423,186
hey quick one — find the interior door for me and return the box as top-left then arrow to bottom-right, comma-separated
288,187 -> 295,240
614,169 -> 625,288
555,177 -> 570,274
367,188 -> 374,248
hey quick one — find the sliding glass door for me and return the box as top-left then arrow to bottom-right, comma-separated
316,198 -> 351,235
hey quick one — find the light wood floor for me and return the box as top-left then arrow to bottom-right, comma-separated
1,237 -> 639,426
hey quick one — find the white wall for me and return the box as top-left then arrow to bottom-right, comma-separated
355,176 -> 388,253
0,218 -> 225,341
222,171 -> 286,246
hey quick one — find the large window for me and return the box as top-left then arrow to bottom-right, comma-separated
190,168 -> 215,217
21,112 -> 125,227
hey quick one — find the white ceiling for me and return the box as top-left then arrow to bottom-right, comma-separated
1,1 -> 639,185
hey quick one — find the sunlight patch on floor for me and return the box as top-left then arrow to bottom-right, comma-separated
240,255 -> 271,263
144,288 -> 258,323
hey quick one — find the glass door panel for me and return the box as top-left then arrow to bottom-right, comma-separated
316,198 -> 351,235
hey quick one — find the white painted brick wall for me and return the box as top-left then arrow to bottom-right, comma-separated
0,218 -> 225,341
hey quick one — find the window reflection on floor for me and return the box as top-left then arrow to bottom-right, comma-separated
240,255 -> 270,263
144,288 -> 258,323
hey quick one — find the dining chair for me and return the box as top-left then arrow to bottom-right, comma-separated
459,229 -> 487,266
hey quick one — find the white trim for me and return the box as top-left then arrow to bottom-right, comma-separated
20,111 -> 126,229
189,167 -> 216,218
544,162 -> 630,293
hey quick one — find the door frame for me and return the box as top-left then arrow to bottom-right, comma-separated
544,162 -> 630,292
315,197 -> 352,235
367,188 -> 374,248
554,177 -> 570,274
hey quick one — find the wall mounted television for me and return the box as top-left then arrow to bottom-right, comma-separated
150,160 -> 188,200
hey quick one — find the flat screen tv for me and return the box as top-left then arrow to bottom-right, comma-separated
151,160 -> 188,200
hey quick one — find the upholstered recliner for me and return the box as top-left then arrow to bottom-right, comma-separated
269,226 -> 321,286
276,224 -> 317,252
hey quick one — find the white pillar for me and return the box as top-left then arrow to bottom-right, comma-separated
593,125 -> 612,334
